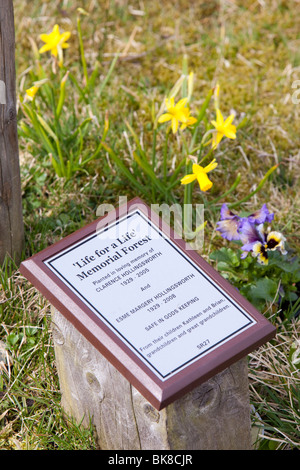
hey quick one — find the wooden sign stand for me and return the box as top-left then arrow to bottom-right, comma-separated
20,197 -> 276,450
52,307 -> 252,450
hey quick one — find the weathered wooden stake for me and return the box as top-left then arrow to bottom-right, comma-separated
51,307 -> 252,450
0,0 -> 24,264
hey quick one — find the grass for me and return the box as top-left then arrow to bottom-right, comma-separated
0,0 -> 299,449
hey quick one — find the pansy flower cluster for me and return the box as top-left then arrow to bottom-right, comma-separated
217,203 -> 287,265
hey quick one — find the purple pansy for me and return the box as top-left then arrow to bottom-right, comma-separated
216,203 -> 274,242
216,203 -> 286,265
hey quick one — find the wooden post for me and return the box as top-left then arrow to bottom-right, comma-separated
51,307 -> 252,450
0,0 -> 24,265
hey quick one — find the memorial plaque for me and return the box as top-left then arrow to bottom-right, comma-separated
20,197 -> 276,409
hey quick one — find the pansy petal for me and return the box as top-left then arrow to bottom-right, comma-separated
220,203 -> 236,221
267,231 -> 286,252
247,204 -> 274,224
216,218 -> 241,241
239,220 -> 264,247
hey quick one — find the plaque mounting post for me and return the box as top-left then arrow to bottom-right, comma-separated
52,307 -> 252,450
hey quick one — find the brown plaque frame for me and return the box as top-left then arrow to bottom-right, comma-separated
20,197 -> 276,410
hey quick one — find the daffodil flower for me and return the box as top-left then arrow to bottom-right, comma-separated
39,24 -> 71,64
211,108 -> 236,149
181,159 -> 218,192
158,97 -> 196,133
24,79 -> 48,102
25,85 -> 39,101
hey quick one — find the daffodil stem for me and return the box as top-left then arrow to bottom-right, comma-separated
198,146 -> 214,166
183,159 -> 193,207
152,127 -> 157,170
77,16 -> 89,89
163,130 -> 169,182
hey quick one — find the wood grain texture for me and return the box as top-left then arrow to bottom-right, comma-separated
0,0 -> 24,264
51,307 -> 252,450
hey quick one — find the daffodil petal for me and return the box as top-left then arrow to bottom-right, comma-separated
40,34 -> 51,42
39,44 -> 52,53
216,108 -> 224,125
166,97 -> 174,108
187,116 -> 197,125
181,174 -> 197,185
176,98 -> 188,109
212,131 -> 223,149
60,31 -> 71,42
158,113 -> 172,123
223,126 -> 236,139
171,117 -> 179,133
204,159 -> 218,173
192,163 -> 203,174
224,114 -> 235,126
51,48 -> 58,57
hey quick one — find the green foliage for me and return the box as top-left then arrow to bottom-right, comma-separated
18,13 -> 117,180
210,247 -> 300,316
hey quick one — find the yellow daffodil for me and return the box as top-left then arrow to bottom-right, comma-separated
181,159 -> 218,192
39,24 -> 71,61
180,112 -> 197,131
158,97 -> 196,133
24,79 -> 48,102
211,108 -> 236,149
25,85 -> 39,101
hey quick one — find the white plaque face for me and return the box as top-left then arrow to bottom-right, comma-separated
45,209 -> 256,380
